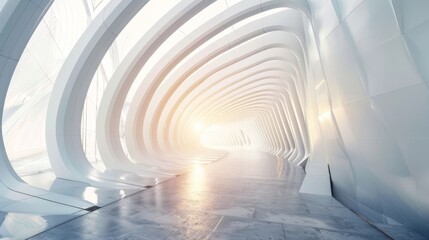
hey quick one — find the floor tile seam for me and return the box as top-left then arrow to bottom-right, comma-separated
93,154 -> 231,209
252,210 -> 379,226
27,159 -> 222,239
280,221 -> 391,237
345,209 -> 395,240
221,212 -> 391,236
313,228 -> 391,239
27,211 -> 94,239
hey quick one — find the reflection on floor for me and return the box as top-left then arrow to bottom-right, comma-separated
0,201 -> 85,239
29,152 -> 424,239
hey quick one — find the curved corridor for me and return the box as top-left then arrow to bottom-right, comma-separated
0,0 -> 429,239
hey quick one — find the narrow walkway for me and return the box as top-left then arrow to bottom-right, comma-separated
31,151 -> 389,239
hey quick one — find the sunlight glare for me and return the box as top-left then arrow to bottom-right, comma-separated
193,122 -> 204,133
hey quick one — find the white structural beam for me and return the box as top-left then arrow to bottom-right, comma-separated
46,0 -> 152,187
0,0 -> 95,210
96,0 -> 215,174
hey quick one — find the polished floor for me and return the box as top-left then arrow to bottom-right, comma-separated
29,152 -> 421,239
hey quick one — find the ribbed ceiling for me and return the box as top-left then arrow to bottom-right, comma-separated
1,0 -> 428,237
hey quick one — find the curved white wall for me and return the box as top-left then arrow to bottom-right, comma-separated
306,0 -> 429,235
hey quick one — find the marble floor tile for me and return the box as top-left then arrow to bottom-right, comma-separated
30,151 -> 397,239
375,223 -> 427,240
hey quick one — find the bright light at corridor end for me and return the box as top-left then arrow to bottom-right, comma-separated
193,122 -> 204,134
199,122 -> 253,152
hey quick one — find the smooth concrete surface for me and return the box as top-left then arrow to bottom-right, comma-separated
30,152 -> 423,239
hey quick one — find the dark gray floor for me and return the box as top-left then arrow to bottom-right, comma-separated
31,151 -> 394,240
